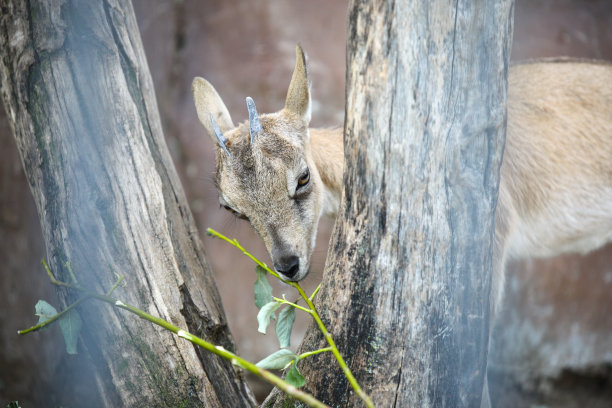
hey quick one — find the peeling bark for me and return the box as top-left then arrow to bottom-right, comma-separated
0,0 -> 254,406
268,0 -> 513,407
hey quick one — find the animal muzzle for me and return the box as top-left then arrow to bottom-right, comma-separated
272,252 -> 300,280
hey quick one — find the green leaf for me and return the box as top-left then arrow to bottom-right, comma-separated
7,401 -> 22,408
254,265 -> 273,310
35,300 -> 58,330
33,300 -> 82,354
285,361 -> 306,388
257,301 -> 282,334
58,308 -> 82,355
276,305 -> 296,348
256,349 -> 297,370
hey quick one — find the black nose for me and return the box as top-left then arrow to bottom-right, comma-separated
274,255 -> 300,279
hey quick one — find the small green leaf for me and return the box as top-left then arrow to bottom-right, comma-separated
59,308 -> 82,355
256,349 -> 297,369
276,305 -> 296,348
35,300 -> 58,330
7,401 -> 22,408
285,361 -> 306,388
257,301 -> 282,334
254,265 -> 273,310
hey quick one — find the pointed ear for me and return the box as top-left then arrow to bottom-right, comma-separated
284,44 -> 311,124
192,77 -> 235,142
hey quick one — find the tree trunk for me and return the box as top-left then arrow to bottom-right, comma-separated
268,1 -> 514,407
0,0 -> 254,406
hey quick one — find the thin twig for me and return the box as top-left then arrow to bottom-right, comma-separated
309,283 -> 322,301
65,261 -> 78,284
106,274 -> 125,296
299,347 -> 333,361
273,297 -> 313,315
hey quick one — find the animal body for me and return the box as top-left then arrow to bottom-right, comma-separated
193,46 -> 612,316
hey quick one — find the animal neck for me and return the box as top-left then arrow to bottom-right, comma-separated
309,127 -> 344,217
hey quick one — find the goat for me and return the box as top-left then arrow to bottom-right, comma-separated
193,46 -> 612,319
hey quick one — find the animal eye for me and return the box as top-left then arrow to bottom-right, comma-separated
223,204 -> 237,215
297,169 -> 310,189
221,204 -> 249,221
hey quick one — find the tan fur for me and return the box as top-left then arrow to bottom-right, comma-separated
193,48 -> 612,310
503,60 -> 612,259
491,59 -> 612,312
310,127 -> 343,216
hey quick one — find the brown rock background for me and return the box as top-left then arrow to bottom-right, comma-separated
0,0 -> 610,406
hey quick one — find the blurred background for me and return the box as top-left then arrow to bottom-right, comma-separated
1,0 -> 611,406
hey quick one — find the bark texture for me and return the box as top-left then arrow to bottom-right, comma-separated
0,0 -> 254,406
268,1 -> 514,407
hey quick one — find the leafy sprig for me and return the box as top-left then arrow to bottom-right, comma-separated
18,229 -> 375,408
207,228 -> 374,408
18,260 -> 330,408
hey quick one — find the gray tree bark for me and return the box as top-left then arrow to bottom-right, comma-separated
268,1 -> 514,407
0,0 -> 254,406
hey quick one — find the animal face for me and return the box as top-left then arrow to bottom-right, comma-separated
193,45 -> 321,281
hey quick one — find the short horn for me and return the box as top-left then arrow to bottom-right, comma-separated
210,113 -> 231,157
246,97 -> 262,144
